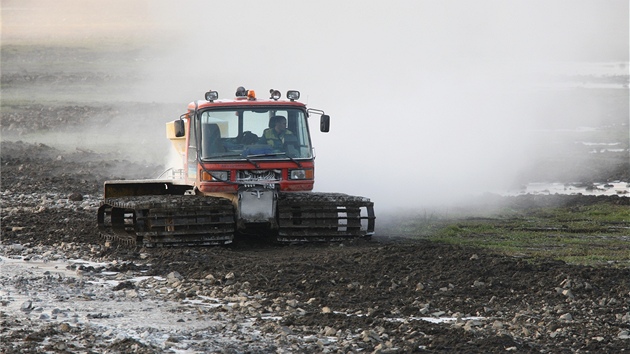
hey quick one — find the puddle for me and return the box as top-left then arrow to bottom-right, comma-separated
505,181 -> 629,197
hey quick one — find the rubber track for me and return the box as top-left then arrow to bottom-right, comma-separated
277,192 -> 375,242
98,195 -> 235,247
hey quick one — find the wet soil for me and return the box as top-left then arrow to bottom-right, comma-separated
2,141 -> 630,353
1,44 -> 629,353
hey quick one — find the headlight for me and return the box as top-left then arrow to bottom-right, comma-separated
289,169 -> 313,180
286,90 -> 300,101
201,170 -> 229,181
269,89 -> 281,100
205,90 -> 218,102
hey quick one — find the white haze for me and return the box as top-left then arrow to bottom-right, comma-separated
5,0 -> 627,212
135,0 -> 627,212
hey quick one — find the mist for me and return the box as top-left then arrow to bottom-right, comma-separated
4,0 -> 628,212
137,0 -> 628,211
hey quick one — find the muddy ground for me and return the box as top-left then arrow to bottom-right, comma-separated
1,140 -> 630,354
1,44 -> 630,353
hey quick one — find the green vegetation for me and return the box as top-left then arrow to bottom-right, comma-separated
384,201 -> 630,267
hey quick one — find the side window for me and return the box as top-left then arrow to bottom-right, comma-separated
201,111 -> 238,138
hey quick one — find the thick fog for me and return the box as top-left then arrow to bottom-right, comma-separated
4,0 -> 628,211
138,1 -> 627,210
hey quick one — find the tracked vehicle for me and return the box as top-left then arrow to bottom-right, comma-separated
98,87 -> 375,247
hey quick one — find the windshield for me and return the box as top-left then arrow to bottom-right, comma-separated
197,107 -> 313,160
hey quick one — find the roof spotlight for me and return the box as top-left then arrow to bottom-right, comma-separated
235,86 -> 247,97
286,90 -> 300,101
269,89 -> 281,100
205,90 -> 218,102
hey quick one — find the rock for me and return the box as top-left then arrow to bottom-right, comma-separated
10,243 -> 24,251
167,271 -> 183,281
20,300 -> 32,312
361,329 -> 380,342
321,306 -> 332,314
55,342 -> 67,351
559,313 -> 573,321
323,326 -> 337,336
68,192 -> 83,201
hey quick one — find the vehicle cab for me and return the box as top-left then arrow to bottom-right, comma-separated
169,87 -> 330,197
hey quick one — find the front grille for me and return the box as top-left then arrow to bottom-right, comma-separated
236,170 -> 281,182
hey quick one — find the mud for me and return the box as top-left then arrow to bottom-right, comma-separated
2,135 -> 630,354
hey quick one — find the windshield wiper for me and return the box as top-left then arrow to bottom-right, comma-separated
204,152 -> 302,168
246,152 -> 302,168
202,153 -> 261,168
244,156 -> 260,168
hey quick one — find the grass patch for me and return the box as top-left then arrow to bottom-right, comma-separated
383,200 -> 630,267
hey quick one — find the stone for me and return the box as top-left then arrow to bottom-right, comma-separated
323,326 -> 337,336
167,271 -> 183,281
20,300 -> 32,312
559,313 -> 573,321
10,243 -> 24,251
68,192 -> 83,201
492,321 -> 504,329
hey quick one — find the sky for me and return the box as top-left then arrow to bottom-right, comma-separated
2,0 -> 629,211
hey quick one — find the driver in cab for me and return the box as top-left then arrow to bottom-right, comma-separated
260,115 -> 293,149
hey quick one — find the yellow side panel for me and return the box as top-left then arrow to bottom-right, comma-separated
166,121 -> 186,156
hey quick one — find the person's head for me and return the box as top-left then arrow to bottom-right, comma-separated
272,115 -> 287,133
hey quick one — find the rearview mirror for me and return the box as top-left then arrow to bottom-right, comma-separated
174,119 -> 185,137
320,115 -> 330,133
